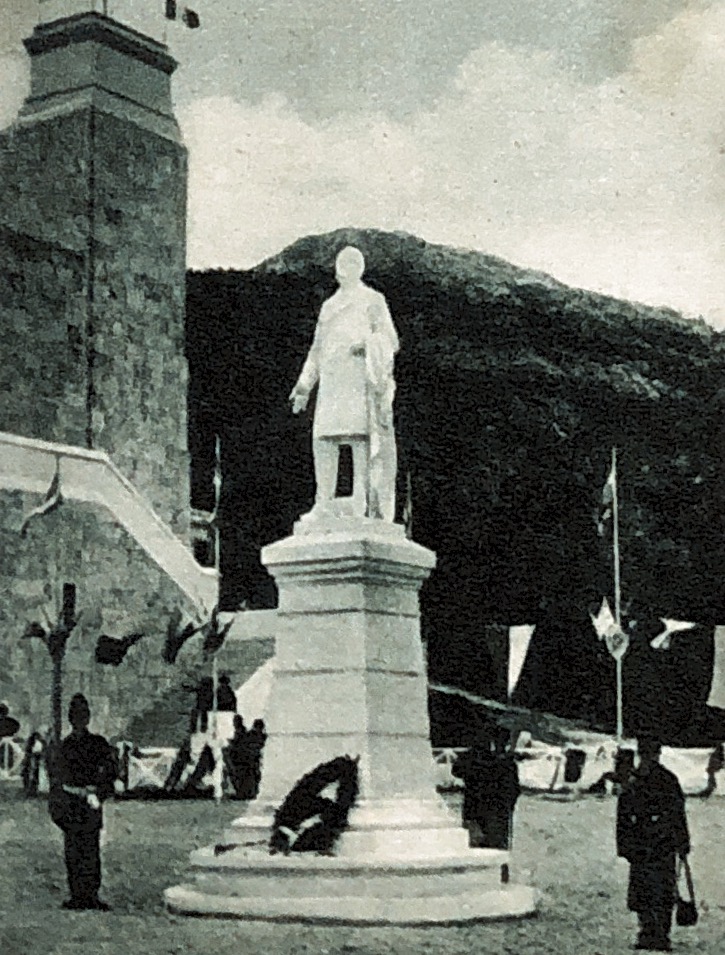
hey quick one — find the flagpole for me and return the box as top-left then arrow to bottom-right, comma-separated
211,434 -> 221,802
611,446 -> 623,742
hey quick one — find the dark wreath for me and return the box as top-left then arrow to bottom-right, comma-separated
269,755 -> 360,855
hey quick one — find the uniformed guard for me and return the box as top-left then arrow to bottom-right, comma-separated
452,727 -> 521,852
616,735 -> 690,952
51,694 -> 117,911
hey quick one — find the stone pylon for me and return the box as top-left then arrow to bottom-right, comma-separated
166,517 -> 537,923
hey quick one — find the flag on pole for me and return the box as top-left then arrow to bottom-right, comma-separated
19,460 -> 62,537
591,597 -> 629,660
162,608 -> 202,664
650,618 -> 696,651
202,606 -> 234,656
508,625 -> 535,700
597,457 -> 617,538
402,469 -> 413,539
707,626 -> 725,709
95,633 -> 145,666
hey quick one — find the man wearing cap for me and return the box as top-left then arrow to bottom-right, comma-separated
52,694 -> 117,911
616,735 -> 690,952
452,727 -> 521,854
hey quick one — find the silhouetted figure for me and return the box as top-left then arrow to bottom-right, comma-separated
452,728 -> 520,852
224,715 -> 254,799
563,748 -> 587,785
21,731 -> 46,797
52,694 -> 117,911
617,736 -> 690,952
116,742 -> 131,793
703,743 -> 724,797
248,718 -> 267,799
215,673 -> 237,712
185,743 -> 215,794
195,677 -> 214,733
164,737 -> 192,793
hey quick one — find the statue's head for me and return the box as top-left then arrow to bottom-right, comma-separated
335,246 -> 365,286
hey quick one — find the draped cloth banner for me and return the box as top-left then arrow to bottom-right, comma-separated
707,626 -> 725,710
508,625 -> 536,701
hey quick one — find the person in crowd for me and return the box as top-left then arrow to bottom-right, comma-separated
21,730 -> 46,797
703,742 -> 724,797
184,743 -> 215,795
164,736 -> 192,793
51,694 -> 117,911
616,735 -> 690,952
563,747 -> 587,786
195,677 -> 214,733
224,715 -> 253,799
248,718 -> 268,799
215,673 -> 237,712
452,726 -> 521,854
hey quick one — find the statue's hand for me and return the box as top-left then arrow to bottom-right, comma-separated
290,387 -> 309,414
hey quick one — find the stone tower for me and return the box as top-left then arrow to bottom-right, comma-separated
0,6 -> 189,534
0,7 -> 208,739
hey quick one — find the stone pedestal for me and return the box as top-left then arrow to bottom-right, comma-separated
165,518 -> 537,923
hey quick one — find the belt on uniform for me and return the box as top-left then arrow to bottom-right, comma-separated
62,785 -> 98,796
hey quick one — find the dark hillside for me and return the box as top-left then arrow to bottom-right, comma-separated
186,228 -> 725,742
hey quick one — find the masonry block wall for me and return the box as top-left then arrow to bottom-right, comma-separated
0,493 -> 201,740
0,13 -> 207,740
0,13 -> 190,535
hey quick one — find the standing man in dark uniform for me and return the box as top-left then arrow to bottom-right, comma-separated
53,694 -> 117,911
452,727 -> 521,850
616,735 -> 690,952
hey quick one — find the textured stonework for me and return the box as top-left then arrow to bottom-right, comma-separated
0,493 -> 198,739
0,13 -> 202,739
0,13 -> 189,534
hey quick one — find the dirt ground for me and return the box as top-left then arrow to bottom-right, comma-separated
0,788 -> 723,955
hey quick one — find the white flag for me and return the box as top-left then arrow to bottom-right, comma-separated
19,461 -> 62,537
508,625 -> 535,700
707,626 -> 725,709
650,618 -> 696,651
591,597 -> 629,660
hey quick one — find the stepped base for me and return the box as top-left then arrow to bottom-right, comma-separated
164,846 -> 537,924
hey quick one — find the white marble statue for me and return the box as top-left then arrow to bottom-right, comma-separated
290,246 -> 399,521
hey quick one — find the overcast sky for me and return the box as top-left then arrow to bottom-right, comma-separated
2,0 -> 724,325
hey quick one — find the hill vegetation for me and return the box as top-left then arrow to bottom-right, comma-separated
186,228 -> 725,743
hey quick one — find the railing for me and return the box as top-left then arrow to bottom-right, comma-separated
0,739 -> 23,781
0,431 -> 217,612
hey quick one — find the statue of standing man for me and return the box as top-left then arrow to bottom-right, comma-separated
290,247 -> 399,522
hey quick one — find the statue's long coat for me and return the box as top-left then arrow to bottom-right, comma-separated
297,284 -> 398,439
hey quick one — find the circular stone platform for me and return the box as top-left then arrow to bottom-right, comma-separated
164,845 -> 538,924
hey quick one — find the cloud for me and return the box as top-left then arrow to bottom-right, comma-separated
0,2 -> 722,324
182,3 -> 725,325
0,53 -> 29,131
